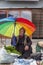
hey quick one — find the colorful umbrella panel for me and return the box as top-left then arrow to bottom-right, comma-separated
0,17 -> 36,38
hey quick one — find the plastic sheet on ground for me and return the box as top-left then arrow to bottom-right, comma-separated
13,59 -> 37,65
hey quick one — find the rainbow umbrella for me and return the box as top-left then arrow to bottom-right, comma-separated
0,17 -> 36,38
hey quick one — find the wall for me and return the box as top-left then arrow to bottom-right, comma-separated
0,0 -> 43,8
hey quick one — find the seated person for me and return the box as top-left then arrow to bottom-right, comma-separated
36,41 -> 43,52
36,42 -> 43,60
16,27 -> 32,59
11,28 -> 42,65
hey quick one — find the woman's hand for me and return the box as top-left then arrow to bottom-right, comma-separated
24,45 -> 29,51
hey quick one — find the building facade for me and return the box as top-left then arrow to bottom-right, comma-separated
0,0 -> 43,8
0,0 -> 43,41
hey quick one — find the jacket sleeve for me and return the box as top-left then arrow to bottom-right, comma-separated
11,36 -> 17,46
26,36 -> 32,47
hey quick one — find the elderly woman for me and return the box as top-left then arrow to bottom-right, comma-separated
16,27 -> 32,58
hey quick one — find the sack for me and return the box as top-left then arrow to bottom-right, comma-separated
0,47 -> 15,63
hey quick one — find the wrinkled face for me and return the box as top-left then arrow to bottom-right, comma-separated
19,29 -> 25,36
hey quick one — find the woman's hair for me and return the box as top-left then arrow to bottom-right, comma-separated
19,27 -> 25,33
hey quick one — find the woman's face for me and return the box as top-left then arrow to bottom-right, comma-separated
19,29 -> 25,36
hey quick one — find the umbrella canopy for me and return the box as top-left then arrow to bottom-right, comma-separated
0,17 -> 36,38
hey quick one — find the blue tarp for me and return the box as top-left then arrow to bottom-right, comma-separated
0,17 -> 16,23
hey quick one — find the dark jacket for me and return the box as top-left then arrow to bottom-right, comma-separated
16,35 -> 32,54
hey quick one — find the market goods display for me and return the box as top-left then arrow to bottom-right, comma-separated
4,45 -> 21,55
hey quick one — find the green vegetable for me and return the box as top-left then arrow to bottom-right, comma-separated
4,45 -> 21,55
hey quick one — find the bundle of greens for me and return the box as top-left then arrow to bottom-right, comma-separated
4,46 -> 21,55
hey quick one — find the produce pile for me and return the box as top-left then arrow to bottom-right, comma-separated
4,45 -> 21,55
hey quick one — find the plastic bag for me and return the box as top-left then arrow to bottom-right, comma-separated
13,59 -> 37,65
0,47 -> 15,63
